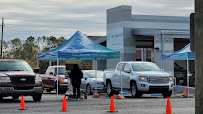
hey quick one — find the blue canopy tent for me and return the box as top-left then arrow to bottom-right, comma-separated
38,31 -> 120,97
38,31 -> 120,60
162,44 -> 195,60
162,43 -> 195,97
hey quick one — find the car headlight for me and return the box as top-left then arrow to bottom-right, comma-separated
91,80 -> 97,84
169,76 -> 173,81
35,76 -> 42,83
139,76 -> 148,81
0,77 -> 11,82
61,78 -> 69,83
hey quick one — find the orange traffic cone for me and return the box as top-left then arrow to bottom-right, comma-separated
107,96 -> 118,112
61,96 -> 68,111
113,94 -> 116,98
181,88 -> 189,98
115,94 -> 125,99
91,93 -> 100,98
166,97 -> 172,114
18,95 -> 26,110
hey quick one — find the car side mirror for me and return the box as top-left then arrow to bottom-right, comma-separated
34,68 -> 39,73
85,77 -> 87,80
124,69 -> 130,73
49,72 -> 54,75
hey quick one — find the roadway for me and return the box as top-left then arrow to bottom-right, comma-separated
0,93 -> 195,114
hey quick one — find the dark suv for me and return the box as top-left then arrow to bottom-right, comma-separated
174,63 -> 187,86
0,59 -> 43,101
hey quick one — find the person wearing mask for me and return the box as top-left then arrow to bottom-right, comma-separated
69,64 -> 83,100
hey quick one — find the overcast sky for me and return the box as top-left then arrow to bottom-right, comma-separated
0,0 -> 194,41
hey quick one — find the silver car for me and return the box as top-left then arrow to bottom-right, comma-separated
80,70 -> 105,95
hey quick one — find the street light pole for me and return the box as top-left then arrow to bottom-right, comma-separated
1,18 -> 4,59
195,0 -> 203,113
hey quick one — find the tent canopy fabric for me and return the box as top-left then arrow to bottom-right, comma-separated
38,31 -> 120,60
162,43 -> 195,60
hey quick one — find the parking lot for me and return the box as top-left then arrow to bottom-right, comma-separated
0,93 -> 195,114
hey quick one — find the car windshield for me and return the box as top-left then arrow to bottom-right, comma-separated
55,67 -> 65,75
0,61 -> 33,71
131,63 -> 160,71
84,70 -> 103,78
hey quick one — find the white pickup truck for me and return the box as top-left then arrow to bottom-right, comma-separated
103,61 -> 174,98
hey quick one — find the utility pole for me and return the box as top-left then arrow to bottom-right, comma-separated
49,36 -> 52,66
195,0 -> 203,113
1,18 -> 4,59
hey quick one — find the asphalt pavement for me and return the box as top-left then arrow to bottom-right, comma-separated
0,93 -> 195,114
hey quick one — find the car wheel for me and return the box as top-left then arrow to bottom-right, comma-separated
86,84 -> 93,95
12,96 -> 19,99
55,82 -> 62,94
0,96 -> 3,100
33,94 -> 42,101
106,81 -> 114,96
61,90 -> 67,94
46,89 -> 52,92
162,91 -> 172,98
131,82 -> 142,98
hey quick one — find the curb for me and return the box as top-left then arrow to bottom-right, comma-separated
43,90 -> 56,94
175,94 -> 195,98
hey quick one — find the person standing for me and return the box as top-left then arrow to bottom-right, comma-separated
69,64 -> 83,100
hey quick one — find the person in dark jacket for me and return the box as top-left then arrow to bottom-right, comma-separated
69,64 -> 83,99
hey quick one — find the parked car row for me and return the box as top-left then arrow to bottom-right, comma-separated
0,59 -> 177,100
41,65 -> 106,95
0,60 -> 106,101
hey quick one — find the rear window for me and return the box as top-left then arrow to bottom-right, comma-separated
0,61 -> 33,71
84,70 -> 103,78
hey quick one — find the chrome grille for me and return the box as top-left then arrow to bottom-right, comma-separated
148,76 -> 169,84
11,77 -> 35,84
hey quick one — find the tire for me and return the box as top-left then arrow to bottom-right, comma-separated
12,96 -> 19,99
106,81 -> 114,96
55,82 -> 62,94
115,90 -> 119,95
46,89 -> 52,92
61,90 -> 67,94
131,82 -> 142,98
33,94 -> 42,101
162,91 -> 172,98
0,96 -> 3,101
86,84 -> 93,95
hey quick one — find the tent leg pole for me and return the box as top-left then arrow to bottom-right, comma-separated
95,59 -> 97,94
161,33 -> 164,69
187,57 -> 189,98
57,55 -> 59,99
120,57 -> 122,96
49,60 -> 51,66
